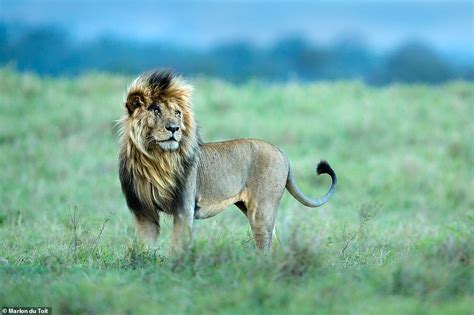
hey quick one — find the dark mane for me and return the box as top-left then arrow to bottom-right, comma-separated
165,151 -> 197,214
147,69 -> 173,91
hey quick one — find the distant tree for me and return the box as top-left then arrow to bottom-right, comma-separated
269,36 -> 374,81
211,42 -> 258,82
370,42 -> 452,85
269,36 -> 330,80
9,26 -> 71,75
330,38 -> 375,80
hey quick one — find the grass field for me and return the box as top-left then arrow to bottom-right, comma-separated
0,68 -> 472,314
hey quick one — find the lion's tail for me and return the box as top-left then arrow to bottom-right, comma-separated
286,160 -> 337,208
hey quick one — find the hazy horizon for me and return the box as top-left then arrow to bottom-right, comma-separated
2,0 -> 473,58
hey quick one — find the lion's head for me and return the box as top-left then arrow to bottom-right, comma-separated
119,70 -> 199,216
122,70 -> 196,155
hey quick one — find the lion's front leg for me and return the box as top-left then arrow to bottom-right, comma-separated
169,212 -> 194,256
169,166 -> 197,256
134,216 -> 160,249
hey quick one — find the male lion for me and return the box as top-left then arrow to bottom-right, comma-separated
119,70 -> 336,253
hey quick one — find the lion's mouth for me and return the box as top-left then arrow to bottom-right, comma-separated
159,139 -> 177,144
157,138 -> 179,151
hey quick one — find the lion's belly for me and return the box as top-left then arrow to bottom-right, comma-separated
194,194 -> 241,219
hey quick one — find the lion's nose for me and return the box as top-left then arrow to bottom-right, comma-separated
166,125 -> 180,133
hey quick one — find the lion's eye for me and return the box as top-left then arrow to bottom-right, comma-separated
175,109 -> 181,117
149,105 -> 161,116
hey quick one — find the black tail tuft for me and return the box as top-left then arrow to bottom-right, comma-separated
316,160 -> 335,177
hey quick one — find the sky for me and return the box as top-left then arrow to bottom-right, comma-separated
2,0 -> 473,56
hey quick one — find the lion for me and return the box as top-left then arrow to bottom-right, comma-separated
118,70 -> 337,254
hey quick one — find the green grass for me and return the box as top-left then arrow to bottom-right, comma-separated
0,68 -> 473,314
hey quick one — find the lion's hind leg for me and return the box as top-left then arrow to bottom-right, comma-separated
246,202 -> 280,252
134,216 -> 160,248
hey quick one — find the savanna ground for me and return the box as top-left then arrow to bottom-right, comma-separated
0,68 -> 472,314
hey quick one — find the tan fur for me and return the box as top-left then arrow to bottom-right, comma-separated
118,70 -> 336,254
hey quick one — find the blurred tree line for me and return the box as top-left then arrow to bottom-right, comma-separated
0,22 -> 472,85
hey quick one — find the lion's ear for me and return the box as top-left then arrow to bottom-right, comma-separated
126,93 -> 144,115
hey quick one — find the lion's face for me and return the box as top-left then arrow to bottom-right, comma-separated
123,71 -> 194,153
127,98 -> 187,152
145,101 -> 185,151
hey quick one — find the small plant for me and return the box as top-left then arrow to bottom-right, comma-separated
120,237 -> 163,269
276,223 -> 323,280
90,212 -> 113,256
68,206 -> 81,263
340,202 -> 380,264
